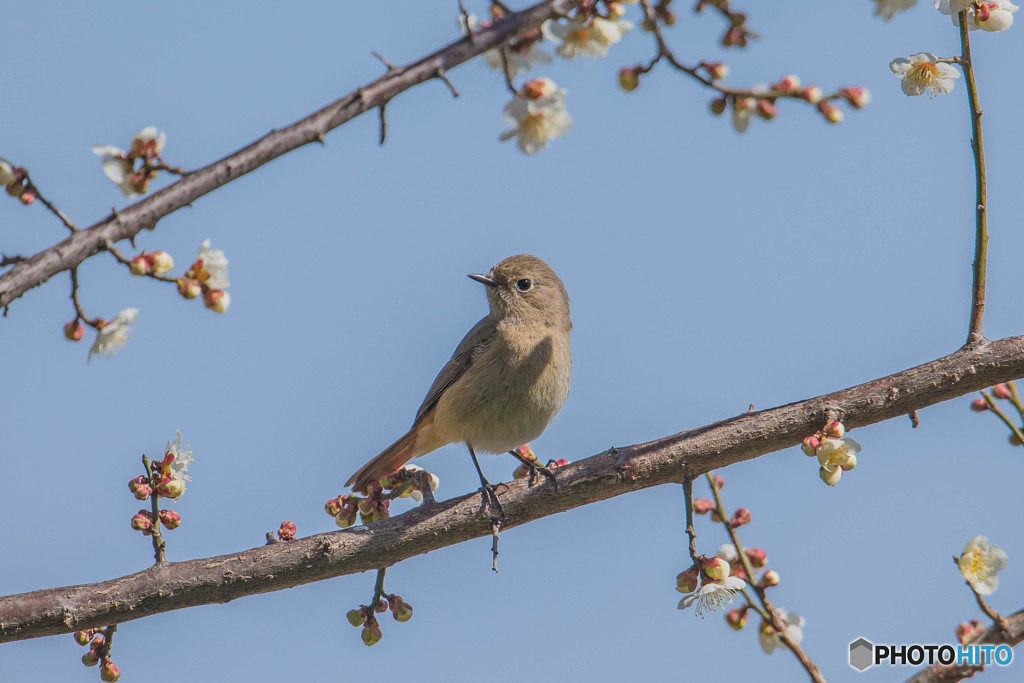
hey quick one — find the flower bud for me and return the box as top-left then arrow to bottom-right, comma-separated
745,547 -> 768,568
819,466 -> 842,486
676,566 -> 700,593
759,569 -> 780,588
148,251 -> 174,275
0,159 -> 15,186
618,67 -> 640,92
361,620 -> 383,646
755,100 -> 777,120
824,421 -> 845,438
512,464 -> 530,480
128,475 -> 147,493
74,629 -> 95,646
711,474 -> 725,490
19,192 -> 35,205
710,508 -> 725,523
548,458 -> 570,468
373,598 -> 389,614
64,319 -> 85,341
709,96 -> 728,116
347,608 -> 367,627
82,651 -> 101,667
704,556 -> 730,581
970,397 -> 989,412
159,509 -> 181,530
956,619 -> 984,644
839,86 -> 871,109
692,498 -> 715,514
389,594 -> 414,622
100,659 -> 121,682
1009,432 -> 1023,447
177,278 -> 202,300
703,62 -> 729,80
801,85 -> 823,104
133,484 -> 153,500
278,520 -> 297,541
771,74 -> 801,92
129,255 -> 150,276
607,1 -> 626,18
838,451 -> 857,471
818,101 -> 844,124
204,288 -> 231,313
131,510 -> 153,531
729,508 -> 752,528
801,436 -> 820,457
336,508 -> 359,528
325,497 -> 342,516
992,383 -> 1012,400
521,77 -> 556,100
725,606 -> 749,630
157,477 -> 185,499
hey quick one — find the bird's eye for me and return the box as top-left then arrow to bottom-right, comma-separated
516,278 -> 533,292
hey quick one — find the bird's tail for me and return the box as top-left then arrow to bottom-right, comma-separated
346,426 -> 422,493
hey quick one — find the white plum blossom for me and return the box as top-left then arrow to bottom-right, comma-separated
92,144 -> 138,197
677,576 -> 745,616
395,464 -> 440,503
196,238 -> 230,288
542,16 -> 632,59
92,127 -> 167,198
816,436 -> 861,472
499,77 -> 573,154
88,308 -> 138,362
958,535 -> 1009,595
129,126 -> 166,158
889,53 -> 961,96
874,0 -> 918,19
759,610 -> 805,654
166,429 -> 193,486
0,158 -> 16,186
936,0 -> 1018,31
460,13 -> 551,77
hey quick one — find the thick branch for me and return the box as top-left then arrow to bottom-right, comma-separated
906,608 -> 1024,682
0,0 -> 583,310
2,337 -> 1023,642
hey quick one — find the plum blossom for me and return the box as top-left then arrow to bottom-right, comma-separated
460,13 -> 551,77
165,429 -> 193,488
92,127 -> 167,198
499,77 -> 572,154
873,0 -> 918,19
677,576 -> 745,616
958,535 -> 1009,595
936,0 -> 1018,31
759,610 -> 805,654
190,238 -> 230,288
889,53 -> 960,96
88,308 -> 138,362
542,16 -> 632,59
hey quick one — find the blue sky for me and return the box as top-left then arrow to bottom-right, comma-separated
2,1 -> 1023,681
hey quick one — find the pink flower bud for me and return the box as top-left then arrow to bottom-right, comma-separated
158,509 -> 181,530
128,475 -> 147,493
129,255 -> 150,276
361,620 -> 383,646
325,497 -> 342,516
709,96 -> 728,116
801,436 -> 820,457
336,508 -> 359,528
839,86 -> 871,109
177,278 -> 202,300
970,397 -> 989,412
824,421 -> 845,438
703,62 -> 729,80
956,619 -> 984,644
606,1 -> 626,18
759,569 -> 780,588
755,100 -> 777,120
729,508 -> 752,528
712,474 -> 725,490
100,659 -> 121,682
19,191 -> 35,205
676,566 -> 700,594
692,498 -> 716,515
547,458 -> 570,468
818,101 -> 844,124
278,520 -> 297,541
148,251 -> 174,275
131,510 -> 153,531
204,288 -> 231,313
90,635 -> 105,650
704,557 -> 730,581
82,651 -> 101,667
801,85 -> 823,104
771,74 -> 801,92
373,598 -> 389,614
64,319 -> 85,341
725,606 -> 749,630
993,383 -> 1012,400
73,629 -> 95,646
618,67 -> 640,92
347,608 -> 367,627
156,477 -> 185,499
515,444 -> 537,462
389,594 -> 413,622
133,484 -> 153,500
745,547 -> 768,568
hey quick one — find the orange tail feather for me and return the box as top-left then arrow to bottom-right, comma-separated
346,427 -> 421,493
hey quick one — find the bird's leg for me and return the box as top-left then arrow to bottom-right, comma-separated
508,449 -> 558,489
467,445 -> 504,521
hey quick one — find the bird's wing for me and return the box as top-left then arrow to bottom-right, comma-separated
414,316 -> 497,424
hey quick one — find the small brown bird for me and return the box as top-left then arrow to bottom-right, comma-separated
346,254 -> 572,497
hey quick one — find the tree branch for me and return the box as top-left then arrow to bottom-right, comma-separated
906,608 -> 1024,683
0,0 -> 584,310
2,336 -> 1023,643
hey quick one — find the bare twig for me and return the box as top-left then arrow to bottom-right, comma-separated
681,478 -> 699,565
958,10 -> 988,345
980,391 -> 1024,445
22,170 -> 79,232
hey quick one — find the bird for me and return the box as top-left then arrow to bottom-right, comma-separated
346,254 -> 572,504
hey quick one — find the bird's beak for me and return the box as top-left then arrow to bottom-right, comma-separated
468,272 -> 496,287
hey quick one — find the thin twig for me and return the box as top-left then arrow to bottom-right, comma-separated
958,10 -> 988,345
104,239 -> 179,284
142,455 -> 166,564
378,103 -> 388,145
681,479 -> 699,565
435,67 -> 460,97
707,474 -> 825,683
69,268 -> 96,326
22,170 -> 78,232
980,392 -> 1024,445
1006,380 -> 1024,425
498,48 -> 519,96
370,567 -> 388,611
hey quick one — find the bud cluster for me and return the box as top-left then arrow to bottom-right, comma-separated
0,158 -> 36,205
277,520 -> 297,541
72,628 -> 121,681
177,239 -> 231,313
970,382 -> 1024,446
128,250 -> 175,277
512,443 -> 571,480
801,421 -> 861,486
346,592 -> 414,646
128,432 -> 191,541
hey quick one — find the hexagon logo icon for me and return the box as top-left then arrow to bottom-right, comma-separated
849,637 -> 874,671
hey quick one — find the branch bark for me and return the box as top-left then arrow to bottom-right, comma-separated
2,336 -> 1023,643
0,0 -> 582,310
906,608 -> 1024,682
